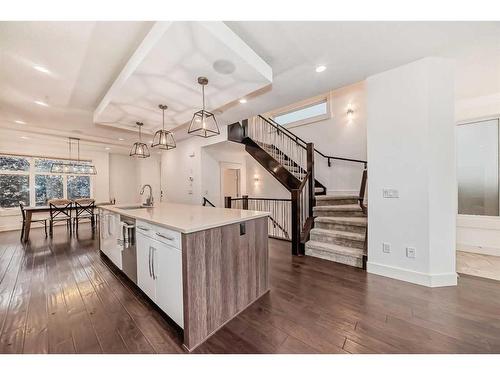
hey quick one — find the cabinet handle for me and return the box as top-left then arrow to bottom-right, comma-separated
137,225 -> 150,231
150,246 -> 157,280
148,247 -> 152,277
156,232 -> 174,241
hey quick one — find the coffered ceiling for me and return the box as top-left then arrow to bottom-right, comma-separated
93,22 -> 272,134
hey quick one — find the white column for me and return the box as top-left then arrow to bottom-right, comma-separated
366,57 -> 457,287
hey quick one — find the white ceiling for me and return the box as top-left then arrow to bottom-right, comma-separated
1,21 -> 500,149
94,22 -> 272,134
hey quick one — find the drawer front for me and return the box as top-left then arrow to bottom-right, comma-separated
136,220 -> 181,249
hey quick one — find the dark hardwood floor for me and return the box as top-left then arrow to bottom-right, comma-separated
1,225 -> 500,354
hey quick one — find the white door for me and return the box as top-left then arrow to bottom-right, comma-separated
136,232 -> 156,302
156,243 -> 184,328
222,168 -> 240,198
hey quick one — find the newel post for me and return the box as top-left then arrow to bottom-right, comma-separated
306,142 -> 315,217
291,189 -> 301,256
224,196 -> 232,208
242,195 -> 249,210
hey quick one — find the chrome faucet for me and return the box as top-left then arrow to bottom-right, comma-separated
140,184 -> 154,207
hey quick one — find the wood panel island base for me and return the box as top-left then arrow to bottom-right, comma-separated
98,203 -> 269,351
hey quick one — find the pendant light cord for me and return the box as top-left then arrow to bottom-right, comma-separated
202,84 -> 205,111
162,108 -> 165,131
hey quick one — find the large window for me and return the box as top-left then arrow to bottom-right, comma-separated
457,118 -> 500,216
273,99 -> 329,128
0,154 -> 93,209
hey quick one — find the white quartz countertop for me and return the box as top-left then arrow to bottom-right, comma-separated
97,202 -> 270,234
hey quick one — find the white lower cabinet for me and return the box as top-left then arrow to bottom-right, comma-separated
156,242 -> 183,328
136,232 -> 157,302
99,210 -> 122,269
136,221 -> 184,328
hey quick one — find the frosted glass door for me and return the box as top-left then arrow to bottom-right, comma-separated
457,119 -> 499,216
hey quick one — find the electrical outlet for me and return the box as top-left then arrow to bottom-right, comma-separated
406,247 -> 416,259
382,242 -> 391,253
383,189 -> 399,198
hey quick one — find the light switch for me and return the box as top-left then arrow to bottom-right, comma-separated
383,189 -> 399,198
382,242 -> 391,253
406,247 -> 416,258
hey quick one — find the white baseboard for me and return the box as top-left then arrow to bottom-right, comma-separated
457,243 -> 500,257
367,261 -> 457,287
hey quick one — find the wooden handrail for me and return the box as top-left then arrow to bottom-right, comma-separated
359,168 -> 367,214
202,197 -> 216,207
261,115 -> 367,167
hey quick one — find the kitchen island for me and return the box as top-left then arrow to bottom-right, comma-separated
98,202 -> 270,351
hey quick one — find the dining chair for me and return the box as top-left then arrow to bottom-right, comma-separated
19,201 -> 48,240
73,198 -> 96,233
48,199 -> 73,237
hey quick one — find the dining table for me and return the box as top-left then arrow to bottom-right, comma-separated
22,201 -> 113,242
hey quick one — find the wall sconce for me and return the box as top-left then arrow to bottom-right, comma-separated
347,107 -> 354,121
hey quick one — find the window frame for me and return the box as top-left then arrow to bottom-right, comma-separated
270,94 -> 331,129
0,154 -> 94,214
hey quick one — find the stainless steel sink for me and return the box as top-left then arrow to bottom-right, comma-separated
120,205 -> 152,210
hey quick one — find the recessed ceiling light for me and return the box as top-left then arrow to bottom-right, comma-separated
15,120 -> 26,125
315,65 -> 327,73
34,100 -> 48,107
105,147 -> 111,151
239,98 -> 247,104
33,65 -> 50,74
118,138 -> 125,141
20,136 -> 29,140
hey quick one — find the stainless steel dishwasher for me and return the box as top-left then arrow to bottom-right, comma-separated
118,215 -> 137,284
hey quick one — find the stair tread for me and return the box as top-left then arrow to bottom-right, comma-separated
315,216 -> 367,225
313,204 -> 362,211
310,228 -> 364,241
305,240 -> 366,258
315,195 -> 358,201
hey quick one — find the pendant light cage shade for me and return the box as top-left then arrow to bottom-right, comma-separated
152,129 -> 176,149
188,76 -> 220,138
129,142 -> 151,158
50,137 -> 98,174
188,109 -> 220,138
130,121 -> 151,158
152,104 -> 176,150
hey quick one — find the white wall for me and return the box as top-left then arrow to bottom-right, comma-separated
201,143 -> 248,207
245,155 -> 289,200
366,57 -> 457,287
109,153 -> 161,205
109,153 -> 138,204
266,81 -> 367,195
161,126 -> 229,205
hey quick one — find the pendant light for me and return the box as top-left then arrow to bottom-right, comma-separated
188,76 -> 220,138
129,122 -> 150,158
51,138 -> 97,175
152,104 -> 176,150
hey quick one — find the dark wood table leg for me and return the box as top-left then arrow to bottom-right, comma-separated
23,211 -> 32,242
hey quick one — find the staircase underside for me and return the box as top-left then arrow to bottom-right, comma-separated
305,195 -> 367,268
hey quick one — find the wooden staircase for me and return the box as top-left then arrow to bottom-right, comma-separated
228,115 -> 367,267
306,195 -> 367,268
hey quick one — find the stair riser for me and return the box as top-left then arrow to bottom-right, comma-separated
315,199 -> 359,206
314,221 -> 366,234
305,247 -> 363,268
313,210 -> 365,217
310,233 -> 365,249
